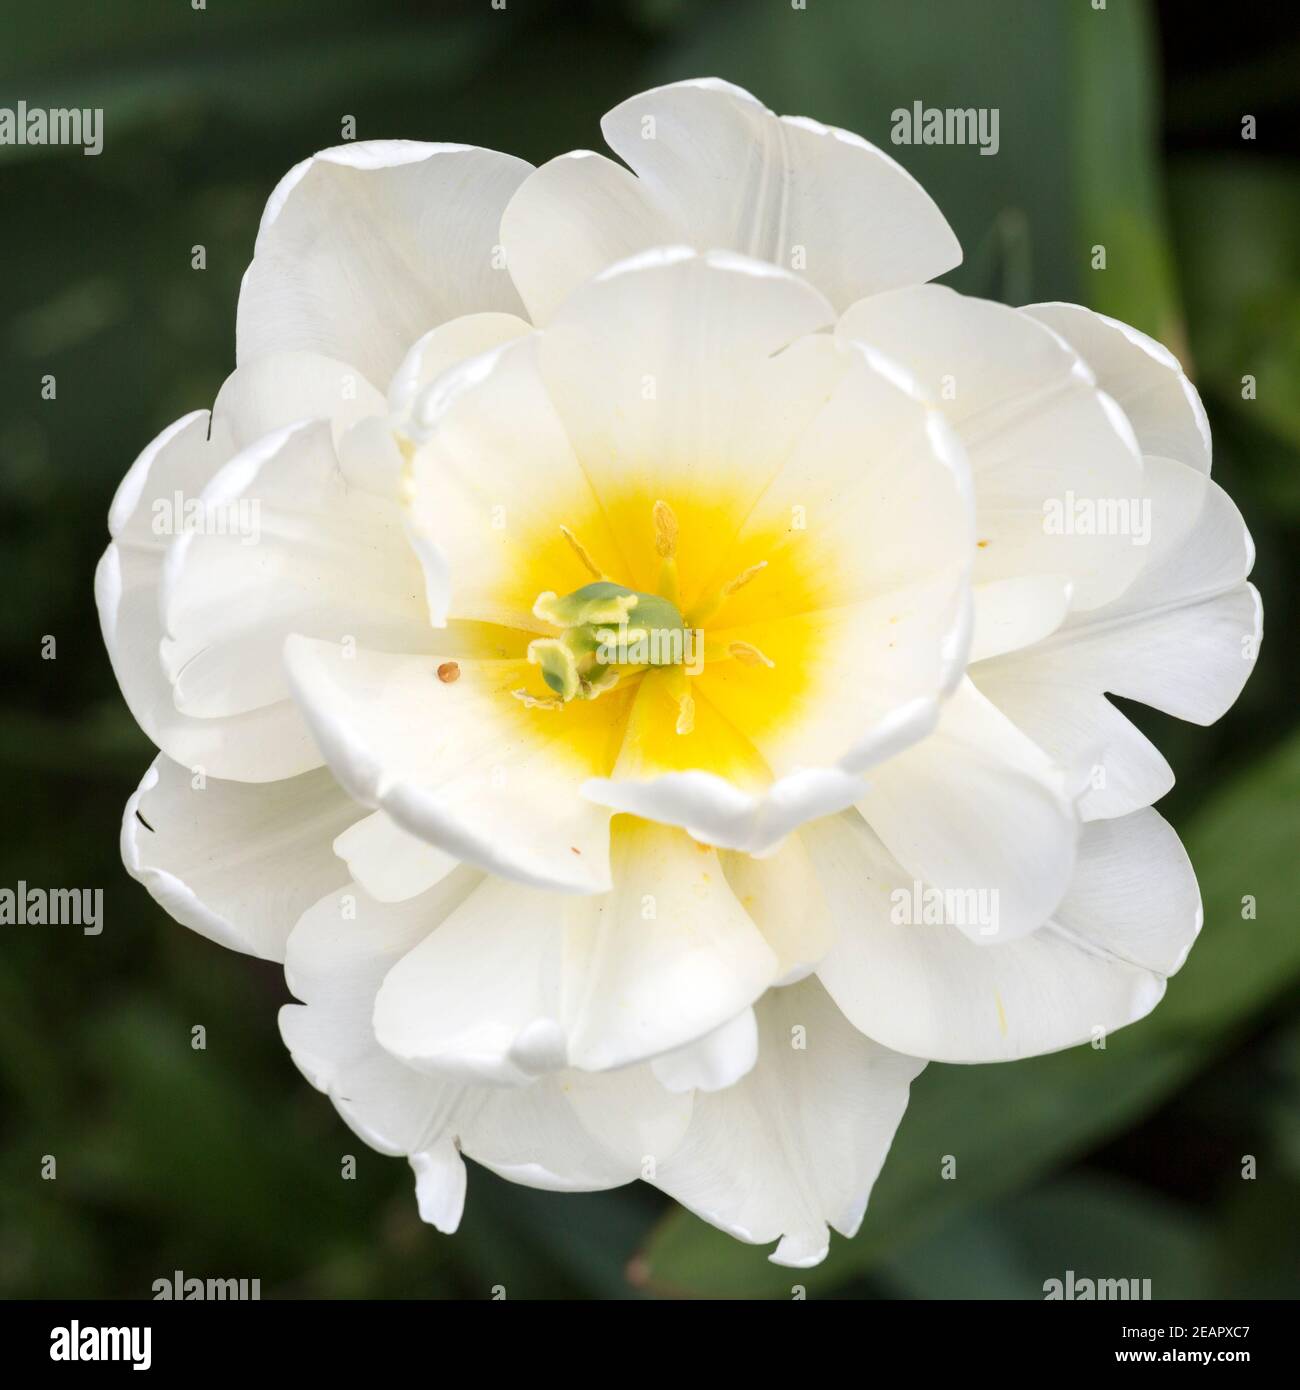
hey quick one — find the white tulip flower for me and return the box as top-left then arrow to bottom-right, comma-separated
99,79 -> 1260,1267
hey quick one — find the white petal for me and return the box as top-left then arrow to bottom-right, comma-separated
281,876 -> 690,1213
536,249 -> 835,589
212,350 -> 386,450
281,871 -> 481,1231
106,409 -> 232,552
123,754 -> 362,961
388,311 -> 531,417
838,285 -> 1147,610
96,413 -> 322,782
404,331 -> 622,629
653,976 -> 925,1267
461,1067 -> 692,1193
410,1144 -> 468,1233
972,456 -> 1260,818
499,150 -> 677,326
283,637 -> 616,892
584,757 -> 900,858
281,870 -> 482,1148
698,340 -> 972,614
159,419 -> 429,717
968,673 -> 1175,820
373,820 -> 779,1079
332,810 -> 459,904
1076,582 -> 1263,724
1023,302 -> 1210,473
807,806 -> 1199,1062
856,679 -> 1079,942
503,78 -> 959,323
237,141 -> 531,387
372,873 -> 570,1087
400,254 -> 841,724
652,1009 -> 758,1093
691,340 -> 973,772
561,821 -> 779,1073
1098,455 -> 1256,636
969,574 -> 1072,663
719,833 -> 833,982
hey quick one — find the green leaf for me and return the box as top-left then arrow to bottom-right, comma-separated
1067,0 -> 1183,343
878,1176 -> 1214,1300
1170,160 -> 1300,453
636,729 -> 1300,1297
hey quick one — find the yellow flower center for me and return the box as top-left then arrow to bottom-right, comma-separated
514,501 -> 774,741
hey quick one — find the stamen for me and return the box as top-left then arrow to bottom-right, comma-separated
722,560 -> 768,597
687,558 -> 768,626
559,525 -> 603,580
653,500 -> 681,606
653,500 -> 678,559
511,688 -> 563,710
728,640 -> 775,669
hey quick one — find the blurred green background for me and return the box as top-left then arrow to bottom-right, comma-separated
1,0 -> 1297,1299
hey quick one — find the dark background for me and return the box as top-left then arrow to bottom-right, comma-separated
1,0 -> 1297,1299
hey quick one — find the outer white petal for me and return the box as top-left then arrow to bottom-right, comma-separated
371,873 -> 570,1087
211,350 -> 387,451
972,678 -> 1175,819
332,810 -> 459,905
281,867 -> 481,1232
237,141 -> 532,387
283,637 -> 616,892
95,412 -> 322,782
719,833 -> 833,983
973,456 -> 1260,819
806,806 -> 1200,1062
460,1065 -> 692,1194
373,820 -> 780,1080
501,77 -> 961,323
653,976 -> 926,1267
387,311 -> 531,418
159,419 -> 430,718
838,285 -> 1147,610
122,754 -> 362,962
1022,302 -> 1211,473
499,150 -> 677,326
281,876 -> 691,1224
968,574 -> 1073,663
651,1008 -> 759,1094
856,679 -> 1079,943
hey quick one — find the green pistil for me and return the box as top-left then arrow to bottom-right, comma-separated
527,581 -> 688,704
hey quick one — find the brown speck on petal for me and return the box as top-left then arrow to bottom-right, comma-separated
570,846 -> 581,855
436,661 -> 460,683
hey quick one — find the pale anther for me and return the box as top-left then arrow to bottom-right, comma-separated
559,524 -> 603,579
729,641 -> 775,669
653,499 -> 678,559
722,560 -> 768,597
